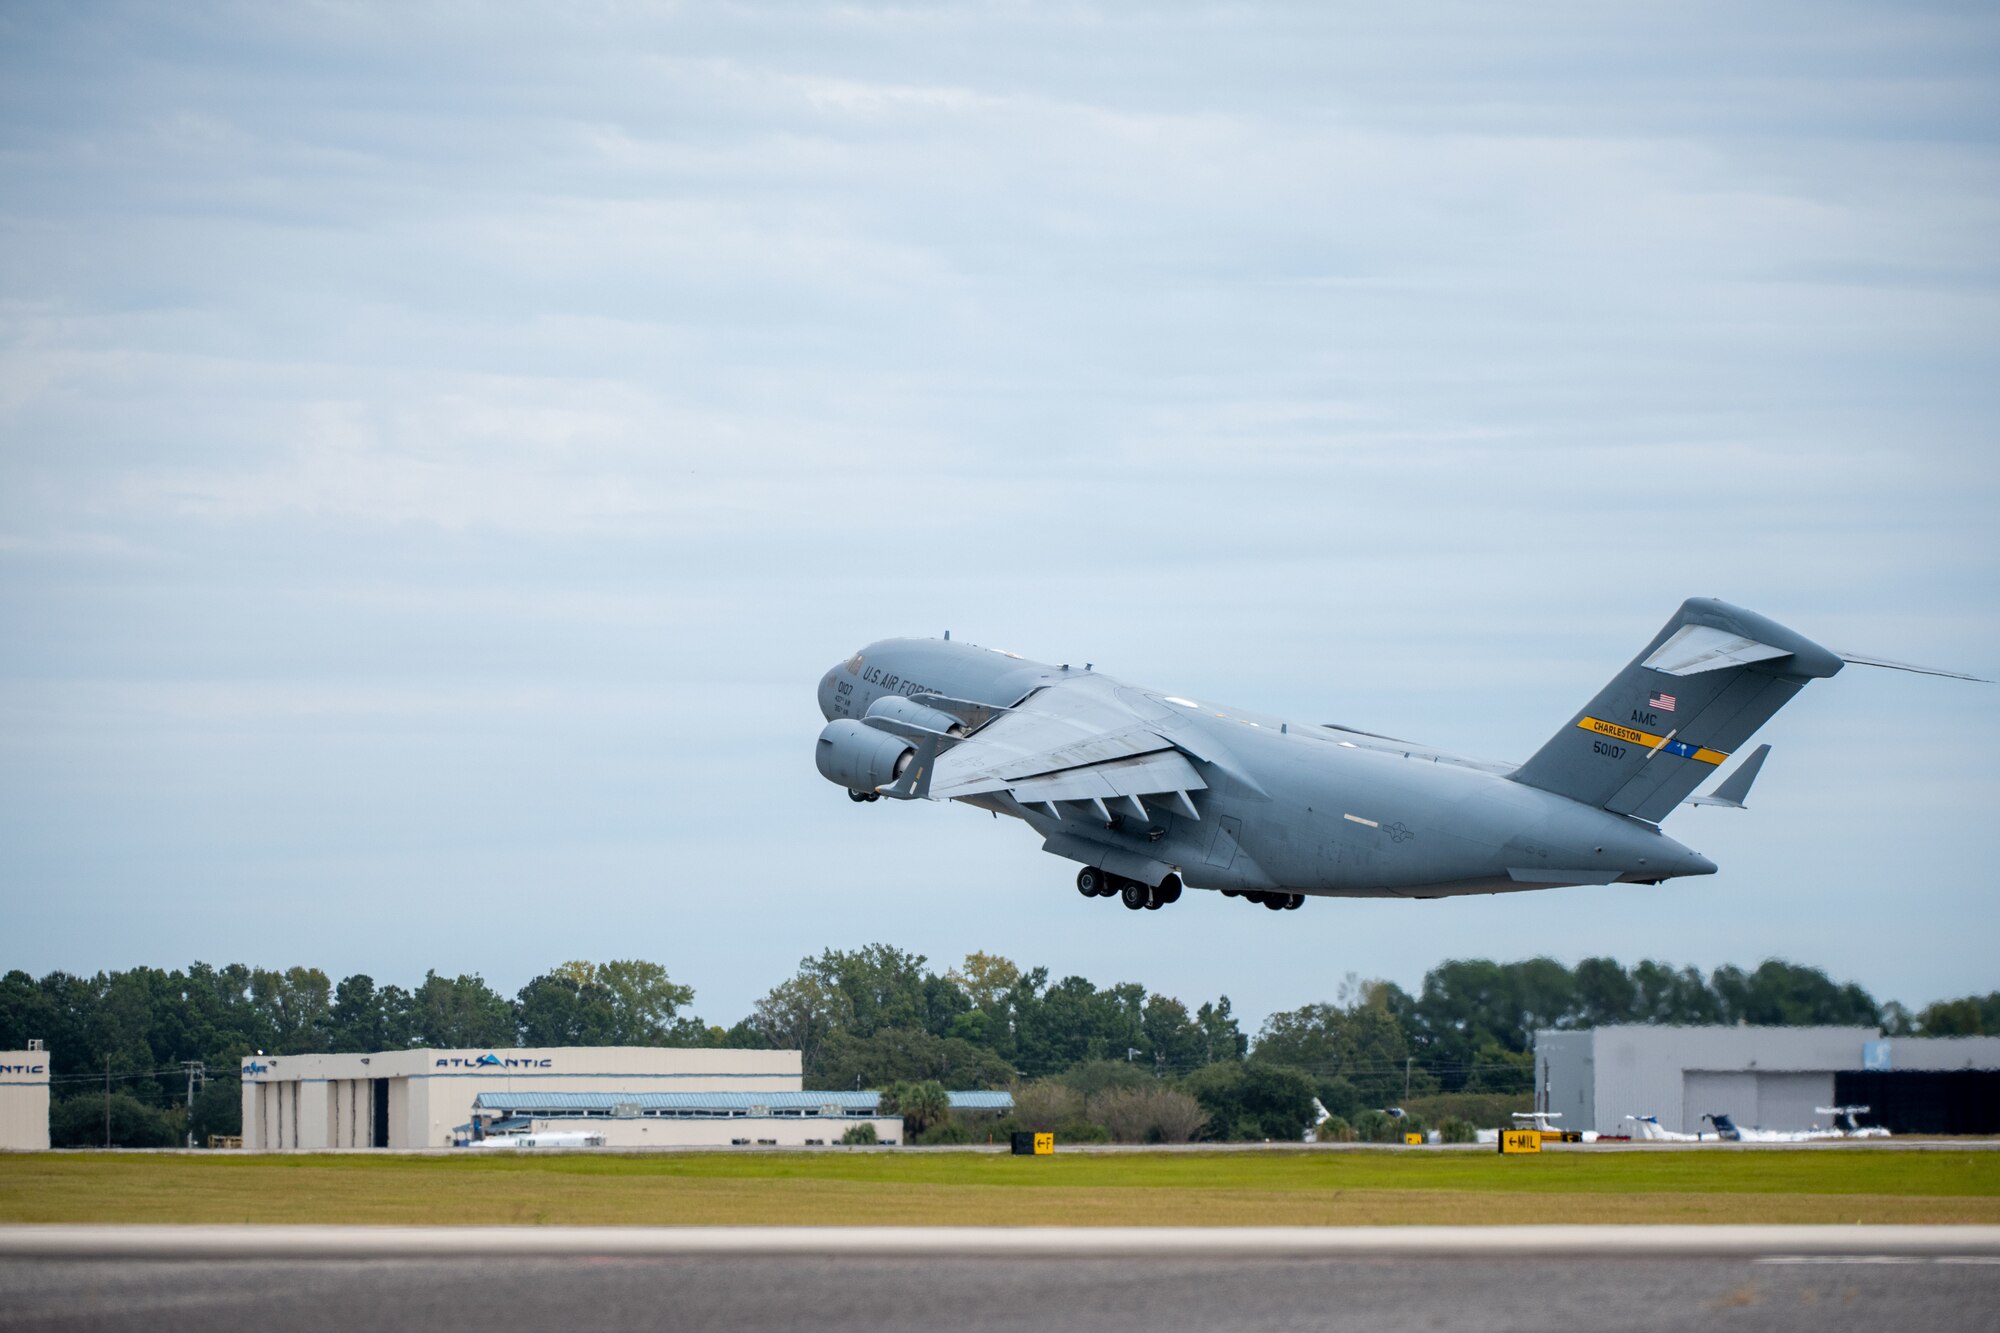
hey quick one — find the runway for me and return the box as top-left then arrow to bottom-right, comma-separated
1,1228 -> 1995,1332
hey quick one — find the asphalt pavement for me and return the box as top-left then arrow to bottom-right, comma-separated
1,1228 -> 1996,1332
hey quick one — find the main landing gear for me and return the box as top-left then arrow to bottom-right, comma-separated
1221,888 -> 1303,910
1077,867 -> 1183,911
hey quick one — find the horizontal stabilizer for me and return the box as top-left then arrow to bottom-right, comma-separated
1686,744 -> 1771,809
1643,624 -> 1794,676
1836,652 -> 1990,683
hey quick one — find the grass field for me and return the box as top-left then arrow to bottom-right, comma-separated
4,1149 -> 1998,1227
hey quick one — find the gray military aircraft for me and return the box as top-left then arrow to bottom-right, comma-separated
813,599 -> 1978,911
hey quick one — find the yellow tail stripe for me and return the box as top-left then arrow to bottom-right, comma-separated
1578,717 -> 1727,765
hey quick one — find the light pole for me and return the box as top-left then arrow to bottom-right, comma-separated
182,1060 -> 206,1149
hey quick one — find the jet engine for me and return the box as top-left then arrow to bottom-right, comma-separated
862,694 -> 967,737
815,719 -> 914,792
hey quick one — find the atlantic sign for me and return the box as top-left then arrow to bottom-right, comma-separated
435,1053 -> 553,1070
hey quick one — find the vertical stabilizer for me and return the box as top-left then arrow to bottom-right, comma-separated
1509,599 -> 1842,822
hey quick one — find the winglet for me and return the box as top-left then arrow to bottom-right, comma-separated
876,732 -> 941,800
1686,744 -> 1771,810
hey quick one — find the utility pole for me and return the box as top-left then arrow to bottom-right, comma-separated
182,1060 -> 206,1149
1404,1057 -> 1412,1100
103,1056 -> 111,1149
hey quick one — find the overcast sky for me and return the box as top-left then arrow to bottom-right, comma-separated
2,2 -> 1995,1034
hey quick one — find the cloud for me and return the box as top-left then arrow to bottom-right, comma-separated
0,1 -> 1995,1019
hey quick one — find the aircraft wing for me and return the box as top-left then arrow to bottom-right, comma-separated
925,677 -> 1208,813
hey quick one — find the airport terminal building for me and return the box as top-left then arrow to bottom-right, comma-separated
467,1090 -> 1015,1148
1535,1026 -> 2000,1135
239,1047 -> 801,1149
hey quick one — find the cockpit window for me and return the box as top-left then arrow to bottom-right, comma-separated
845,654 -> 864,675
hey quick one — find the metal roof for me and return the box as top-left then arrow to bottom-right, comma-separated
470,1090 -> 1013,1113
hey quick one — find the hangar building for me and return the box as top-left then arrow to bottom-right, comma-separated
0,1046 -> 50,1151
466,1089 -> 1015,1147
1535,1026 -> 2000,1135
239,1046 -> 800,1149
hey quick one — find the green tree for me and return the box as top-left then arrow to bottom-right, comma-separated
1014,975 -> 1148,1073
1630,960 -> 1724,1025
49,1091 -> 178,1148
1916,993 -> 2000,1036
1712,961 -> 1879,1027
189,1077 -> 242,1142
1059,1059 -> 1154,1099
1571,957 -> 1638,1025
516,972 -> 618,1046
752,972 -> 852,1077
804,945 -> 931,1040
0,970 -> 56,1055
595,960 -> 701,1044
1194,997 -> 1247,1063
947,952 -> 1021,1011
1182,1061 -> 1318,1141
815,1028 -> 1016,1090
1254,998 -> 1415,1104
881,1079 -> 951,1137
251,967 -> 335,1054
329,974 -> 414,1052
409,971 -> 515,1048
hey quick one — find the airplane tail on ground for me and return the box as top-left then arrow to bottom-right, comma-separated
1509,599 -> 1845,824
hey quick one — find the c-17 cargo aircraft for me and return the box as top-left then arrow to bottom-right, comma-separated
813,599 -> 1979,911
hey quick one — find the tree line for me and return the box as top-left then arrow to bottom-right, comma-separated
1,950 -> 1991,1147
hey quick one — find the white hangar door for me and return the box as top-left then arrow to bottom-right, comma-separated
1683,1070 -> 1837,1133
1682,1071 -> 1758,1134
1747,1073 -> 1836,1132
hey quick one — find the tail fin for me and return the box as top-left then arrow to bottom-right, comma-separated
1509,599 -> 1843,823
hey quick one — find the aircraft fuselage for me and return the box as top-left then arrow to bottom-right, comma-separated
818,637 -> 1716,900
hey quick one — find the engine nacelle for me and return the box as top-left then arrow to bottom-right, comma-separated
863,694 -> 967,737
815,719 -> 914,792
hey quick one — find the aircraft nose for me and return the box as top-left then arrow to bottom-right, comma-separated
817,667 -> 841,721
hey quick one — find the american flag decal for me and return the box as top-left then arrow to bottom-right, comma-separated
1648,692 -> 1677,713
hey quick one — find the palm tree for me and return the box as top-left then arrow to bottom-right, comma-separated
883,1080 -> 951,1137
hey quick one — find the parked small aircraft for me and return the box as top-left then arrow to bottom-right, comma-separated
1625,1109 -> 1891,1142
464,1130 -> 606,1149
1816,1105 -> 1891,1138
815,599 -> 1979,908
1626,1114 -> 1709,1142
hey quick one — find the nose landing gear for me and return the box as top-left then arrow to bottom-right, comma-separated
848,790 -> 882,803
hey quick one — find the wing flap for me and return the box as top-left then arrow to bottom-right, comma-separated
1003,750 -> 1208,806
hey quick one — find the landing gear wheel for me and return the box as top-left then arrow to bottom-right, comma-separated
1283,893 -> 1302,910
1076,867 -> 1103,898
1262,895 -> 1286,910
1156,874 -> 1183,905
1121,881 -> 1148,910
847,790 -> 876,803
